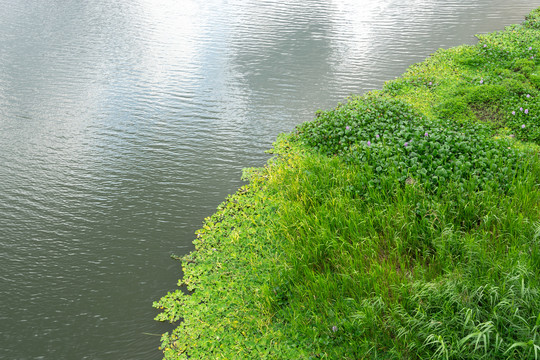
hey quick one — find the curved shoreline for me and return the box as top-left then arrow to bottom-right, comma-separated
155,7 -> 540,359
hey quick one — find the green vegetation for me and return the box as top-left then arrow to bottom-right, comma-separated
154,8 -> 540,359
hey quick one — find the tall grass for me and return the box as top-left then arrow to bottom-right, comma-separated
155,7 -> 540,359
262,140 -> 540,358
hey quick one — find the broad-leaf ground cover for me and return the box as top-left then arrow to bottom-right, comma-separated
155,8 -> 540,359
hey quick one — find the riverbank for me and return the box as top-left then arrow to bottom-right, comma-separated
155,7 -> 540,359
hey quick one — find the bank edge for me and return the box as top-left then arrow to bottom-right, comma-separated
154,7 -> 540,359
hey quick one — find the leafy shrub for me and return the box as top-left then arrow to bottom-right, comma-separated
465,84 -> 507,104
435,97 -> 469,120
505,93 -> 540,142
513,58 -> 536,75
530,67 -> 540,88
524,7 -> 540,29
297,97 -> 420,157
296,97 -> 525,195
383,78 -> 414,96
456,55 -> 485,68
155,8 -> 540,360
501,77 -> 535,95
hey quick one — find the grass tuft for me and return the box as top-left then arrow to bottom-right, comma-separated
155,8 -> 540,359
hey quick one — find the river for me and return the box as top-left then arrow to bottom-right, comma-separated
1,0 -> 539,358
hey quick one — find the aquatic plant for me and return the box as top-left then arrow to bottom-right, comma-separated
296,97 -> 526,195
154,7 -> 540,359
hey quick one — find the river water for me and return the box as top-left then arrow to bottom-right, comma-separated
1,0 -> 538,358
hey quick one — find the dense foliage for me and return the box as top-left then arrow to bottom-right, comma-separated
297,97 -> 526,194
155,8 -> 540,359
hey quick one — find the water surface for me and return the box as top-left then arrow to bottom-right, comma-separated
1,0 -> 539,358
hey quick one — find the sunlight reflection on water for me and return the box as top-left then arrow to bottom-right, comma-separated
0,0 -> 538,358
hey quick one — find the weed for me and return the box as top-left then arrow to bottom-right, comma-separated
155,8 -> 540,359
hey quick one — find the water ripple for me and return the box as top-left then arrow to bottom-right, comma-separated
1,0 -> 539,358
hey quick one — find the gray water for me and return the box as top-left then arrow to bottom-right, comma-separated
1,0 -> 539,358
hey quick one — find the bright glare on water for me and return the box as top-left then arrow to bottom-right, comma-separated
0,0 -> 539,358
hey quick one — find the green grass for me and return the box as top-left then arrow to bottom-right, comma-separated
154,8 -> 540,359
